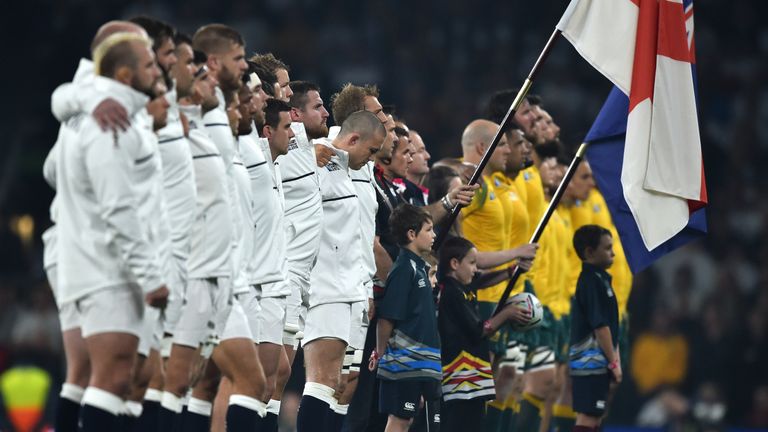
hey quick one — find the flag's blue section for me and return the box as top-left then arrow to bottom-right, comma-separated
585,86 -> 707,273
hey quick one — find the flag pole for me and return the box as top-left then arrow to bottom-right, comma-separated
492,142 -> 589,316
433,28 -> 563,250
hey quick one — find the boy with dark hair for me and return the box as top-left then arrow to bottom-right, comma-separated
437,236 -> 531,432
569,225 -> 621,432
370,204 -> 440,432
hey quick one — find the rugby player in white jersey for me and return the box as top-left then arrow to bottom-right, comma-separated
161,51 -> 230,432
43,21 -> 150,432
296,111 -> 386,432
54,33 -> 167,432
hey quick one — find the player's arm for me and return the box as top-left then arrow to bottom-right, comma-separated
52,81 -> 129,131
85,125 -> 167,306
373,236 -> 393,283
423,183 -> 479,224
595,326 -> 621,383
476,243 -> 538,269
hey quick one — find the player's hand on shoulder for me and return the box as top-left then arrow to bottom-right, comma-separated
314,144 -> 334,167
93,98 -> 130,132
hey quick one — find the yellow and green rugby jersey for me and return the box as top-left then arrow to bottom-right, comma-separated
461,175 -> 511,303
491,173 -> 531,296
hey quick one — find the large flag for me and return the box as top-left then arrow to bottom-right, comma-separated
557,0 -> 707,272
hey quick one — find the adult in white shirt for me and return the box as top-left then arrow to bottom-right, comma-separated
161,55 -> 232,432
55,34 -> 167,432
297,111 -> 386,432
189,24 -> 269,432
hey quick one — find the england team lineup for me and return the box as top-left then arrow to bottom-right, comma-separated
44,15 -> 630,432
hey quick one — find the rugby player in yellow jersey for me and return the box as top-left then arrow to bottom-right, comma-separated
459,120 -> 539,432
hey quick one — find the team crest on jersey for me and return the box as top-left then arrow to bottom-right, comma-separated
288,138 -> 299,151
524,172 -> 532,181
489,191 -> 496,200
326,161 -> 341,171
418,278 -> 426,288
593,204 -> 601,213
494,178 -> 502,187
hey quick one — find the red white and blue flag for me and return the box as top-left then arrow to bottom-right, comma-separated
557,0 -> 707,272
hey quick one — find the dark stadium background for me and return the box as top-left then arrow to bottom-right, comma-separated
1,0 -> 767,430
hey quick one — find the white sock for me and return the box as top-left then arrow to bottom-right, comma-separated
187,397 -> 212,416
124,400 -> 143,418
82,387 -> 124,416
161,391 -> 183,414
60,383 -> 85,403
266,399 -> 281,416
144,388 -> 163,403
229,394 -> 267,418
302,382 -> 335,406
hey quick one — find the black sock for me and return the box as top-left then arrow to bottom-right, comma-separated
225,404 -> 259,431
297,394 -> 330,432
158,404 -> 183,432
324,407 -> 345,432
262,412 -> 279,432
130,399 -> 159,432
181,409 -> 210,432
54,394 -> 81,432
81,403 -> 119,432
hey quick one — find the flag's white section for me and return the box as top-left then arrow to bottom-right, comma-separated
622,100 -> 692,250
644,55 -> 702,202
559,0 -> 704,250
556,0 -> 639,94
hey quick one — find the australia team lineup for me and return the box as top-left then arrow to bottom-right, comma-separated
43,15 -> 631,432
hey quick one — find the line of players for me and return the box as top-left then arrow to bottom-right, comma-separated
40,15 -> 633,432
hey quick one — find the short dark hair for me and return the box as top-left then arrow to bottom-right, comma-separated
526,94 -> 543,107
99,40 -> 140,78
394,127 -> 409,139
389,203 -> 433,247
129,16 -> 176,52
331,83 -> 380,126
264,98 -> 292,129
192,49 -> 208,65
438,236 -> 476,278
193,24 -> 244,55
485,89 -> 522,128
573,225 -> 611,260
338,110 -> 385,143
249,52 -> 290,73
246,60 -> 277,96
289,81 -> 321,109
174,32 -> 193,48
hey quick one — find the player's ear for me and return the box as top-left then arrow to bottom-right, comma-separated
114,66 -> 134,87
406,228 -> 417,242
450,257 -> 460,272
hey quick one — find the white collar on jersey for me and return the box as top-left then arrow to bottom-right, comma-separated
90,75 -> 150,116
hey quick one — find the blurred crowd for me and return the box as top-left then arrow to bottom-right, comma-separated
2,0 -> 767,430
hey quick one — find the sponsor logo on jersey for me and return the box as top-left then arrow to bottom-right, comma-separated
404,402 -> 416,411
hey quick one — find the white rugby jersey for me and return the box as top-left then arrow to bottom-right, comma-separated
276,122 -> 321,216
231,148 -> 253,294
256,137 -> 289,296
238,135 -> 288,292
350,161 -> 378,298
205,87 -> 241,279
181,104 -> 233,279
157,88 -> 196,279
308,141 -> 365,306
55,77 -> 164,303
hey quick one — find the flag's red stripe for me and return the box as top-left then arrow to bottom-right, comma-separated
629,0 -> 658,111
657,0 -> 690,62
